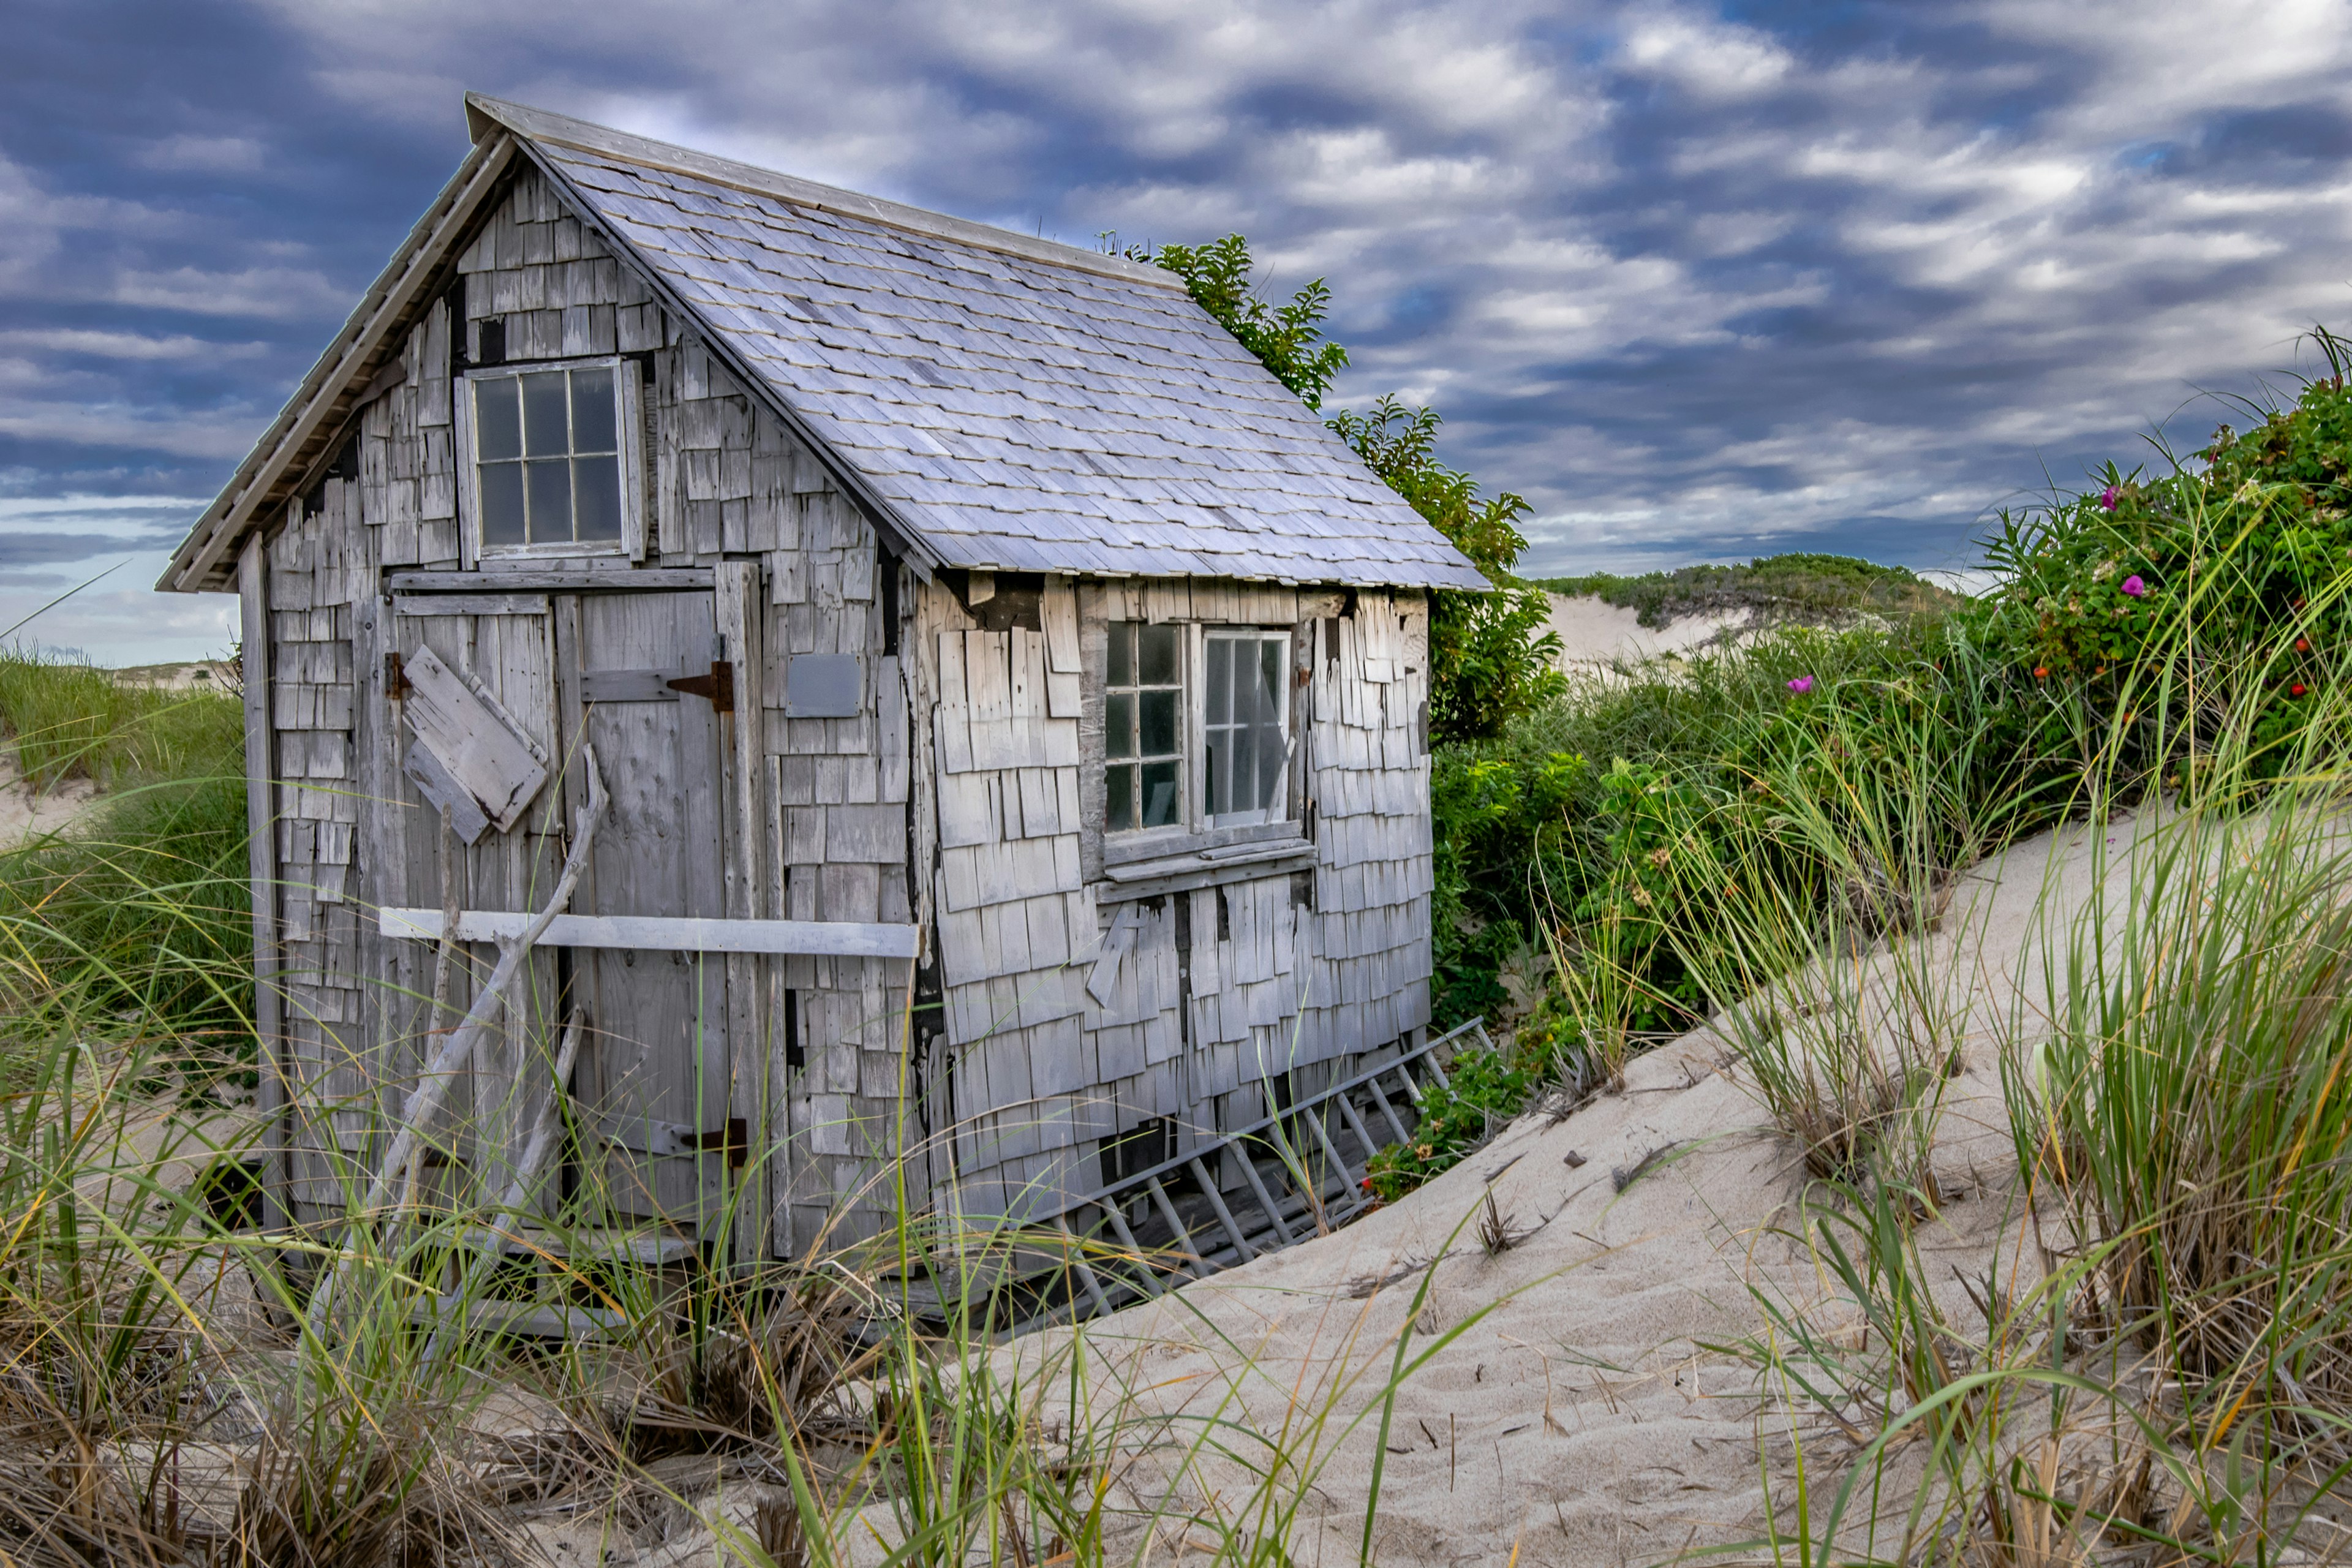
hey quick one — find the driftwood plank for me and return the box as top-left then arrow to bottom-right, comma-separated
380,907 -> 920,958
400,644 -> 548,834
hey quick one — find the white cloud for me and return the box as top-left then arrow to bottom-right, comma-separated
134,134 -> 267,174
0,328 -> 268,361
0,551 -> 238,666
1619,10 -> 1793,99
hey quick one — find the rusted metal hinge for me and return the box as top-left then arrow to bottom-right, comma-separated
693,1117 -> 751,1169
598,1114 -> 748,1167
386,652 -> 411,699
665,659 -> 735,714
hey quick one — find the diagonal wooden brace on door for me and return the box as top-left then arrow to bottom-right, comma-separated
396,644 -> 548,843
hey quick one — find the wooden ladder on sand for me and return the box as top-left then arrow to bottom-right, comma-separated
978,1017 -> 1492,1336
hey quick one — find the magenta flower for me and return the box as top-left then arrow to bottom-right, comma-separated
2122,575 -> 2146,597
2099,486 -> 2119,511
1787,675 -> 1814,694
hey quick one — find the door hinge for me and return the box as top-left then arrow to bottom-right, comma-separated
597,1114 -> 748,1167
666,660 -> 735,714
386,652 -> 411,699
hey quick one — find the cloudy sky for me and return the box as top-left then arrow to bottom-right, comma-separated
7,0 -> 2352,662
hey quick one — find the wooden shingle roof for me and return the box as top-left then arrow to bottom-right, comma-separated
162,96 -> 1488,594
479,98 -> 1487,590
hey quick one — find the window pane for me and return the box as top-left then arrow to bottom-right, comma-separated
570,367 -> 617,453
1106,764 -> 1134,831
1256,714 -> 1287,812
1139,624 -> 1180,685
1205,733 -> 1227,818
1140,689 -> 1178,756
475,378 -> 522,461
1204,638 -> 1231,725
525,459 -> 571,543
1230,720 -> 1256,811
572,454 -> 622,540
522,372 -> 570,457
479,462 -> 526,547
1106,693 -> 1134,758
1258,637 -> 1284,715
1107,622 -> 1133,688
1140,760 -> 1180,827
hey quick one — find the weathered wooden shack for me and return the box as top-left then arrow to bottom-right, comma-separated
160,94 -> 1486,1259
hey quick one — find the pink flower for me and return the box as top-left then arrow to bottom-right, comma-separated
2099,486 -> 2119,511
1787,676 -> 1814,694
2122,575 -> 2146,597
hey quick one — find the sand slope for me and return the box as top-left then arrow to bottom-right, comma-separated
0,752 -> 102,844
1055,818 -> 2132,1566
1542,593 -> 1753,671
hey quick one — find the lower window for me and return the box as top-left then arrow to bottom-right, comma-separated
1101,620 -> 1295,840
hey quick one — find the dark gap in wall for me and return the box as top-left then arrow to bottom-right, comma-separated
443,273 -> 469,375
476,317 -> 507,367
942,568 -> 1043,631
1099,1117 -> 1170,1188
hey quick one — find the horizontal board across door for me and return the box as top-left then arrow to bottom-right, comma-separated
379,907 -> 918,957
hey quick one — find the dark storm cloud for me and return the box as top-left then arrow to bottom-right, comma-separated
6,0 -> 2352,619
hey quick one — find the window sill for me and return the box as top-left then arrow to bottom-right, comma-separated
478,544 -> 630,563
1095,835 -> 1315,903
1102,818 -> 1300,867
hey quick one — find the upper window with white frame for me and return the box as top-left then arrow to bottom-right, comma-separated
1102,620 -> 1294,839
461,358 -> 642,558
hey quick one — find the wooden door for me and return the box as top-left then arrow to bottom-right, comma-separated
385,600 -> 567,1209
554,589 -> 733,1232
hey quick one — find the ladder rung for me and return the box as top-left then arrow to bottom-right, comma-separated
456,1227 -> 699,1265
412,1295 -> 629,1341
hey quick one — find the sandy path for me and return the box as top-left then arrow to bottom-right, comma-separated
1042,818 -> 2129,1566
0,750 -> 102,843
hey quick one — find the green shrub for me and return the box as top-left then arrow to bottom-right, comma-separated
1363,1009 -> 1581,1201
1985,337 -> 2352,781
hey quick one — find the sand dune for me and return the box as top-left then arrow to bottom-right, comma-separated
1051,816 -> 2131,1565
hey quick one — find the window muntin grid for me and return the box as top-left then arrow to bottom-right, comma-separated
1104,620 -> 1184,832
470,364 -> 624,550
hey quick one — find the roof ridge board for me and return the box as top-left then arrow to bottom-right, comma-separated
472,94 -> 1183,294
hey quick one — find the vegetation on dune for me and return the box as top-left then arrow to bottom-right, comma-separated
1536,551 -> 1957,630
0,651 -> 252,1062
